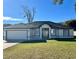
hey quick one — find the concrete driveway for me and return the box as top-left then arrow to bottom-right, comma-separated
3,40 -> 18,49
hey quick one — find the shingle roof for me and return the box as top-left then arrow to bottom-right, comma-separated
4,21 -> 72,29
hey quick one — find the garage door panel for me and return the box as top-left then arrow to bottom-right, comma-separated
7,31 -> 28,40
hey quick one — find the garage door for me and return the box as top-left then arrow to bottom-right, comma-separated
7,30 -> 28,40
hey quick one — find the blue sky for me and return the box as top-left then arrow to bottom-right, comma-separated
3,0 -> 76,24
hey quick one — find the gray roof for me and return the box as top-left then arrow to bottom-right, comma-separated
4,21 -> 72,29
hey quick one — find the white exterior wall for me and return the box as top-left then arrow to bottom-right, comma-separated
4,29 -> 29,42
29,28 -> 40,40
4,26 -> 74,42
40,24 -> 74,39
4,28 -> 41,42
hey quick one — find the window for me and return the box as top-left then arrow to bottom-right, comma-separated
55,29 -> 59,36
30,29 -> 40,36
34,29 -> 40,36
51,29 -> 55,36
69,29 -> 73,36
63,29 -> 69,36
51,29 -> 64,36
58,29 -> 63,36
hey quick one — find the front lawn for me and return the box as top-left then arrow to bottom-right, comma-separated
4,40 -> 76,59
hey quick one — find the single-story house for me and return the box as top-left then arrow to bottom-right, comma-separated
3,21 -> 74,42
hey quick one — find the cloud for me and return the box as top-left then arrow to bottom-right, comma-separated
3,16 -> 23,21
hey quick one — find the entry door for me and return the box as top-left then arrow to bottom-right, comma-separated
42,28 -> 49,39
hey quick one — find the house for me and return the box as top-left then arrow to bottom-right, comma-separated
3,21 -> 74,42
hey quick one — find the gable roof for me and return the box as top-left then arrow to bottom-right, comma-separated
4,21 -> 72,29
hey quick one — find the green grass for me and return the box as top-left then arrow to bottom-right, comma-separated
4,40 -> 76,59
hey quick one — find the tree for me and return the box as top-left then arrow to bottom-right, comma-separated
23,6 -> 36,23
53,0 -> 76,31
64,19 -> 76,31
53,0 -> 76,11
53,0 -> 64,5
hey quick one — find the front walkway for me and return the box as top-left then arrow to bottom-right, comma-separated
3,40 -> 18,49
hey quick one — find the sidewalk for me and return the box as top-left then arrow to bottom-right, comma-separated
3,40 -> 18,49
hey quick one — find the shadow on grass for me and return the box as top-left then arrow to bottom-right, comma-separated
6,40 -> 47,43
48,36 -> 76,42
21,40 -> 47,43
5,36 -> 76,43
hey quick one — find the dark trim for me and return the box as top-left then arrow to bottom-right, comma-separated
4,25 -> 73,29
51,27 -> 73,29
3,28 -> 27,29
6,30 -> 28,31
3,27 -> 39,29
4,28 -> 72,29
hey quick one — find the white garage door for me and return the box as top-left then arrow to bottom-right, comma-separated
7,30 -> 28,40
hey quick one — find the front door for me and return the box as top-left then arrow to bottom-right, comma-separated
42,28 -> 49,39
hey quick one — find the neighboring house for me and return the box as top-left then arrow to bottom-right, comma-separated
3,21 -> 74,42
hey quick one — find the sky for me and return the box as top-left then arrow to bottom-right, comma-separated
3,0 -> 76,24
